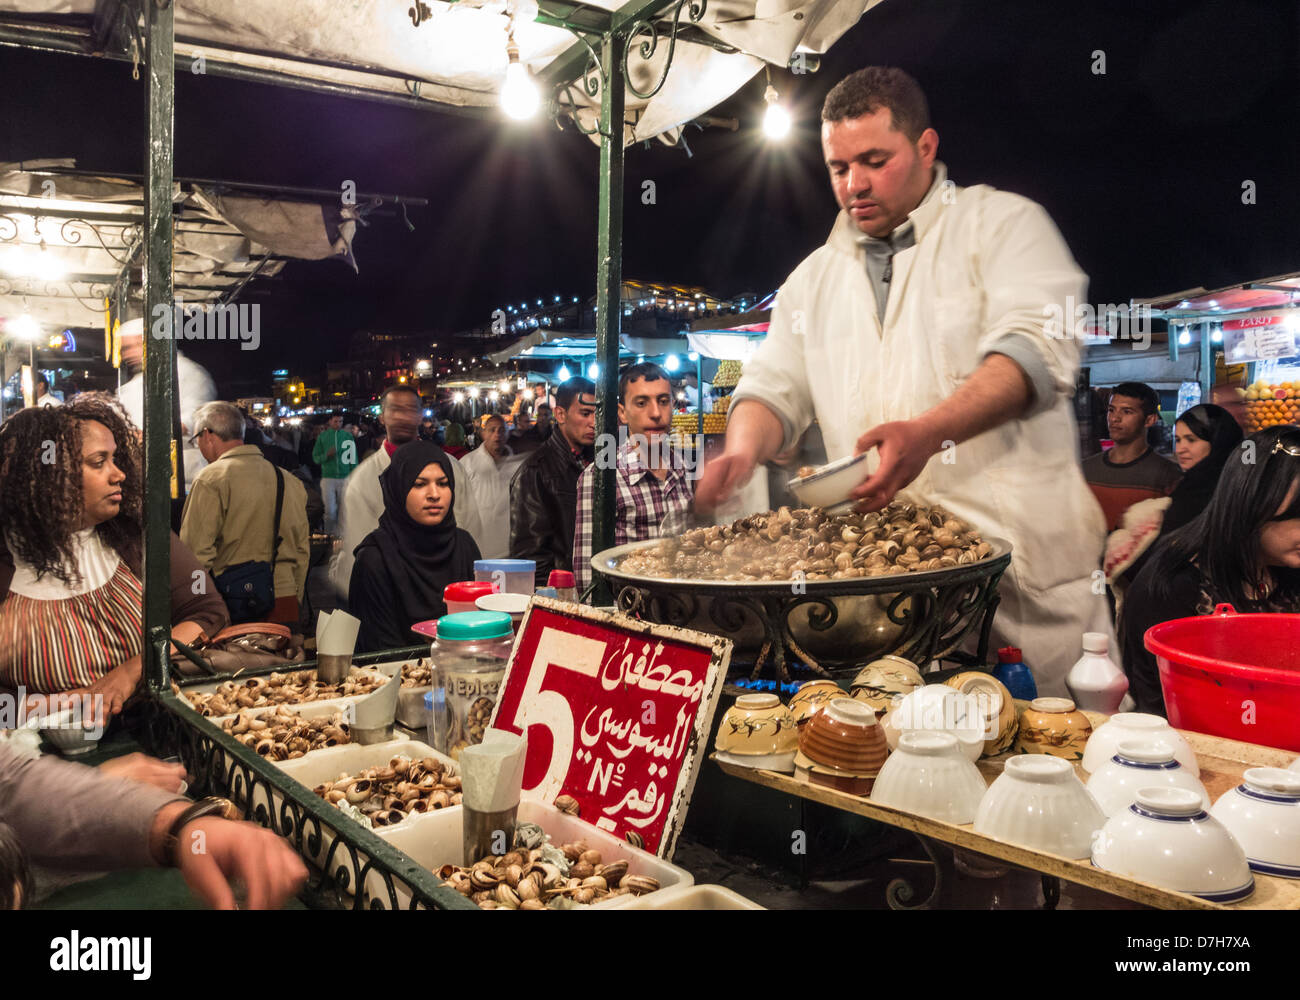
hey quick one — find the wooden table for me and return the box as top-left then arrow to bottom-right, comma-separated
713,716 -> 1299,910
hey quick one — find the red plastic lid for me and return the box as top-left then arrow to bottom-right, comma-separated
547,570 -> 576,589
997,647 -> 1023,663
443,581 -> 498,603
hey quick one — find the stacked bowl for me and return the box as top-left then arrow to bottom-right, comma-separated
796,698 -> 890,795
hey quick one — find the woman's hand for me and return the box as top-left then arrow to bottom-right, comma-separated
98,752 -> 188,793
36,657 -> 144,726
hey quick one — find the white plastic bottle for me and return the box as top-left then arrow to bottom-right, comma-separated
1065,632 -> 1129,714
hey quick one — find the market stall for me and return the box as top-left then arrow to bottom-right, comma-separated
0,0 -> 877,910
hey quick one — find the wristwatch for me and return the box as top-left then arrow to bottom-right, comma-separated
162,796 -> 239,867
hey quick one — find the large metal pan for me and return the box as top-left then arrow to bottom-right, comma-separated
592,537 -> 1013,679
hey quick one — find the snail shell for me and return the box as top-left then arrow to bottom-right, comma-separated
325,790 -> 346,804
517,878 -> 541,902
470,868 -> 499,890
574,887 -> 596,905
623,875 -> 660,895
346,779 -> 373,804
255,738 -> 275,756
569,861 -> 595,880
519,899 -> 546,911
495,883 -> 520,908
598,860 -> 628,887
430,790 -> 452,809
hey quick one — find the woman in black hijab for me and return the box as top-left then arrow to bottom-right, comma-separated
350,440 -> 481,652
1105,404 -> 1243,592
1165,404 -> 1245,532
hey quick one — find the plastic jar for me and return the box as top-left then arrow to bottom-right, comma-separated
443,580 -> 499,616
474,559 -> 536,596
547,570 -> 577,603
430,611 -> 515,759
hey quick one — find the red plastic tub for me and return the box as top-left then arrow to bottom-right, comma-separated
1145,604 -> 1300,752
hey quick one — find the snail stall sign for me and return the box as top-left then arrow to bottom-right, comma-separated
488,597 -> 731,859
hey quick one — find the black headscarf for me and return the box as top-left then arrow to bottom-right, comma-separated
1163,404 -> 1244,533
352,440 -> 480,648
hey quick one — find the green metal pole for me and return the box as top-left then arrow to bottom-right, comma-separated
590,31 -> 626,602
1199,320 -> 1213,404
142,0 -> 175,691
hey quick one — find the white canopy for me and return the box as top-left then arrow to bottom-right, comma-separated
0,1 -> 876,144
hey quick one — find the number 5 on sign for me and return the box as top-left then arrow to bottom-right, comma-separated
507,627 -> 605,802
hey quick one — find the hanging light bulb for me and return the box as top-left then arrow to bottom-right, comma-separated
587,363 -> 599,379
762,67 -> 791,141
1177,327 -> 1191,347
664,354 -> 680,372
501,25 -> 539,121
558,364 -> 571,381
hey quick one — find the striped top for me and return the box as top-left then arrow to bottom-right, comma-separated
0,530 -> 145,693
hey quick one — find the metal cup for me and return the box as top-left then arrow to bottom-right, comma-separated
462,804 -> 518,867
317,652 -> 351,684
351,723 -> 395,745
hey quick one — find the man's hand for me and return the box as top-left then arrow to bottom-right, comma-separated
850,420 -> 944,511
98,752 -> 188,794
325,447 -> 336,460
694,451 -> 757,514
174,817 -> 308,910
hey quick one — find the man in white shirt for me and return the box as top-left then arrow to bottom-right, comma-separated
115,317 -> 217,493
459,414 -> 520,559
695,67 -> 1111,694
330,384 -> 481,602
32,375 -> 61,407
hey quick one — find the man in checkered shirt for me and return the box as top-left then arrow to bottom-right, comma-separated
573,363 -> 696,593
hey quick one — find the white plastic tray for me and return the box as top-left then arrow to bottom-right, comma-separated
178,664 -> 394,723
247,739 -> 457,879
363,796 -> 693,909
611,883 -> 764,910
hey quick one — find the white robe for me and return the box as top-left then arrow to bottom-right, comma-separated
457,444 -> 524,560
118,351 -> 217,493
329,446 -> 481,601
732,163 -> 1112,694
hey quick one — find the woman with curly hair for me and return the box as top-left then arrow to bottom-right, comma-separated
0,394 -> 228,722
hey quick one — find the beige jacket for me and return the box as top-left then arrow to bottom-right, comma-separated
180,445 -> 309,599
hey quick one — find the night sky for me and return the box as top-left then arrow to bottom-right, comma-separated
2,0 -> 1297,395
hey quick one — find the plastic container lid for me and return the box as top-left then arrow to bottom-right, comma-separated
444,581 -> 499,602
534,587 -> 559,599
547,570 -> 576,589
997,647 -> 1023,663
436,611 -> 514,641
474,559 -> 536,574
476,592 -> 531,615
424,692 -> 434,709
1082,632 -> 1109,654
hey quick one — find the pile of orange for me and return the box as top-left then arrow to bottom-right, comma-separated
1240,382 -> 1300,432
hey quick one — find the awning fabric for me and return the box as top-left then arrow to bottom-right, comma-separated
0,1 -> 877,145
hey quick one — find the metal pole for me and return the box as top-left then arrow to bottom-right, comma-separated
142,0 -> 176,692
1199,320 -> 1213,404
696,352 -> 704,437
591,31 -> 626,600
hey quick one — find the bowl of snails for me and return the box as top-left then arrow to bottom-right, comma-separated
595,500 -> 1011,670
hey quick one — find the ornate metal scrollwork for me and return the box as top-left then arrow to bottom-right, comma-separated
621,0 -> 708,100
0,214 -> 21,241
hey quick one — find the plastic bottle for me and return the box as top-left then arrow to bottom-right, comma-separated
992,646 -> 1038,701
1065,631 -> 1129,713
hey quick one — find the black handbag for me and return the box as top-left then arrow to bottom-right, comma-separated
214,464 -> 285,624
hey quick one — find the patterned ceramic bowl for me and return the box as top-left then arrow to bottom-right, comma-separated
944,671 -> 1018,757
715,694 -> 799,760
1085,739 -> 1210,817
1016,697 -> 1092,762
787,680 -> 846,726
850,656 -> 926,714
974,754 -> 1106,859
1093,787 -> 1254,902
799,698 -> 889,774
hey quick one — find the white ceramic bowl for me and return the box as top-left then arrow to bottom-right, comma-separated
870,731 -> 988,824
974,754 -> 1105,859
881,685 -> 985,763
1092,786 -> 1254,902
1289,757 -> 1300,774
787,453 -> 870,512
1210,767 -> 1300,879
1082,713 -> 1198,776
1085,739 -> 1211,817
29,709 -> 104,756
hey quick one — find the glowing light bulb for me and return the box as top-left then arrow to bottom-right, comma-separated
587,363 -> 599,379
763,85 -> 791,140
558,365 -> 571,381
501,52 -> 539,120
664,354 -> 680,372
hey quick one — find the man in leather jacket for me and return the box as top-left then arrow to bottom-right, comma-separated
509,378 -> 596,586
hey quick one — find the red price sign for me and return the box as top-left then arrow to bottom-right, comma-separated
490,598 -> 731,858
